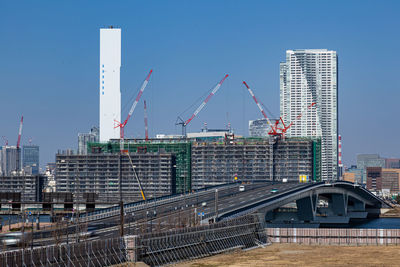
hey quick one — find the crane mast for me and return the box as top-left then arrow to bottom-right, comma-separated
115,69 -> 152,151
1,136 -> 8,146
281,102 -> 316,136
242,81 -> 278,135
177,74 -> 229,136
144,100 -> 149,141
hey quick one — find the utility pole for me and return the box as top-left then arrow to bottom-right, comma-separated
30,213 -> 33,250
215,189 -> 218,222
120,201 -> 124,237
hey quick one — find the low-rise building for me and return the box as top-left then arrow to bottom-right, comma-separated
343,172 -> 356,183
366,167 -> 400,193
0,175 -> 45,201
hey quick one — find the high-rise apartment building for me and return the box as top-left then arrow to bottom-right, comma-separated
22,145 -> 39,175
99,27 -> 121,142
0,146 -> 19,176
78,126 -> 99,154
280,49 -> 338,180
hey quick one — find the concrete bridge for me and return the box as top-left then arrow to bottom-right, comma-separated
217,181 -> 391,227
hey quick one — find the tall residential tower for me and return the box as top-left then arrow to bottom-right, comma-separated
280,49 -> 338,180
99,27 -> 121,142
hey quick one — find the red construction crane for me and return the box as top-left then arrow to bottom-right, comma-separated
177,74 -> 229,136
17,115 -> 23,149
242,81 -> 279,136
114,70 -> 152,150
144,100 -> 149,141
1,136 -> 8,146
280,102 -> 316,136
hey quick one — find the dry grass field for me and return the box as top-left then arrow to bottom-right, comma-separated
175,243 -> 400,267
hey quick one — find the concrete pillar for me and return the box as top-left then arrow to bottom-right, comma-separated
331,194 -> 346,216
124,235 -> 138,262
296,196 -> 315,222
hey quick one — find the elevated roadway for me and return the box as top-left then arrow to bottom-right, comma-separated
2,181 -> 390,248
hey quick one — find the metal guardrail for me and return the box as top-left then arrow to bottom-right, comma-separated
217,181 -> 390,221
80,182 -> 240,222
0,237 -> 126,267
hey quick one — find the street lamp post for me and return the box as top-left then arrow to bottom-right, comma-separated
30,213 -> 34,250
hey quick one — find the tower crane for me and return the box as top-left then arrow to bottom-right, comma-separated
144,100 -> 149,141
1,136 -> 8,146
280,102 -> 316,137
114,69 -> 152,151
176,74 -> 229,136
243,81 -> 316,137
242,81 -> 279,136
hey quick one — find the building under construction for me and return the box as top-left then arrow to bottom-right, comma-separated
87,139 -> 191,193
56,152 -> 175,203
191,137 -> 320,189
60,136 -> 321,201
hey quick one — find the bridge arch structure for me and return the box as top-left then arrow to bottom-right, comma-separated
217,181 -> 391,226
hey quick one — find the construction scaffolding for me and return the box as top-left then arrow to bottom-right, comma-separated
191,139 -> 272,189
82,137 -> 321,198
191,137 -> 320,189
87,140 -> 191,194
56,152 -> 175,202
273,137 -> 318,182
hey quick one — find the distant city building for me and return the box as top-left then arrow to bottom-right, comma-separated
344,165 -> 362,184
187,128 -> 232,140
343,172 -> 356,183
366,167 -> 400,193
156,127 -> 238,141
78,126 -> 99,154
357,154 -> 385,184
385,158 -> 400,169
100,27 -> 121,142
22,145 -> 39,175
156,134 -> 183,139
0,146 -> 19,176
338,135 -> 343,178
44,162 -> 56,192
280,49 -> 338,181
249,119 -> 269,137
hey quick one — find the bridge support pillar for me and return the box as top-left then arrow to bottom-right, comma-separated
296,195 -> 317,222
330,193 -> 347,216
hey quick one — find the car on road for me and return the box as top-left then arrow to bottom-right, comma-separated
239,185 -> 245,192
0,232 -> 25,247
201,202 -> 207,207
270,188 -> 279,193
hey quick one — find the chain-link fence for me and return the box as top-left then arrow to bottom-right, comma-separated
0,237 -> 126,267
0,214 -> 267,267
136,215 -> 267,266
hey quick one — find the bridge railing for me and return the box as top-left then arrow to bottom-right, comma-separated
80,182 -> 241,222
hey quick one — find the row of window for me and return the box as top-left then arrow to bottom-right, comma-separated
101,64 -> 105,95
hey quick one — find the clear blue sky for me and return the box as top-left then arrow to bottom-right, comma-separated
1,0 -> 399,168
